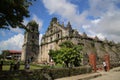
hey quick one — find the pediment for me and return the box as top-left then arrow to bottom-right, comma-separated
45,23 -> 66,36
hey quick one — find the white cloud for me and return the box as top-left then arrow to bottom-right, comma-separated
86,9 -> 120,42
42,0 -> 120,42
43,0 -> 77,15
88,0 -> 119,17
42,0 -> 88,27
85,29 -> 105,40
23,19 -> 28,26
82,25 -> 90,29
107,34 -> 120,43
91,19 -> 101,24
10,27 -> 24,34
97,11 -> 120,35
0,34 -> 24,53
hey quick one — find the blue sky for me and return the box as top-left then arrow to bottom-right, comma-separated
0,0 -> 120,53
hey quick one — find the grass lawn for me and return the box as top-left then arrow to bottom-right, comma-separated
2,64 -> 42,71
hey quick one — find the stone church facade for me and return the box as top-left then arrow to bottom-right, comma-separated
37,17 -> 79,63
22,18 -> 120,65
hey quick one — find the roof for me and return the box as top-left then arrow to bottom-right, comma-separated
9,50 -> 21,54
2,50 -> 22,54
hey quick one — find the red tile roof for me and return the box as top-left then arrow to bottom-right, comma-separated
9,50 -> 21,54
2,50 -> 22,54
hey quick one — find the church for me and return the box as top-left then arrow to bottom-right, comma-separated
21,17 -> 120,65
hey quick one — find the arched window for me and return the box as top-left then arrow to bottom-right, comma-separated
57,34 -> 60,38
32,36 -> 35,39
50,37 -> 52,42
51,30 -> 53,33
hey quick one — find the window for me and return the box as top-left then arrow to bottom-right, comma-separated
57,34 -> 60,38
31,27 -> 35,32
50,37 -> 52,41
51,30 -> 53,33
32,35 -> 34,39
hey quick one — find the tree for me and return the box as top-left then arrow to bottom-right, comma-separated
1,50 -> 10,60
0,54 -> 3,60
59,40 -> 74,48
49,41 -> 83,67
0,0 -> 35,30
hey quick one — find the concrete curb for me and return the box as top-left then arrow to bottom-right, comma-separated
55,67 -> 120,80
78,73 -> 102,80
55,73 -> 102,80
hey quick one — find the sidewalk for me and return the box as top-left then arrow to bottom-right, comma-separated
55,72 -> 102,80
90,67 -> 120,80
55,67 -> 120,80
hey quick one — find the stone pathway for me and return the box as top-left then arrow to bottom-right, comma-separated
55,67 -> 120,80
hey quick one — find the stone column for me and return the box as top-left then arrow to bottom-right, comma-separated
104,54 -> 110,71
89,53 -> 96,72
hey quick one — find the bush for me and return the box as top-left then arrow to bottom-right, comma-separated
2,60 -> 14,65
49,68 -> 70,79
70,67 -> 86,76
0,66 -> 92,80
48,65 -> 92,79
1,60 -> 24,65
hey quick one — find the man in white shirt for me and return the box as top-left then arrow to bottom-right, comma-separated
103,61 -> 107,71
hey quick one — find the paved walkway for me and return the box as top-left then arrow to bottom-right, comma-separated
55,67 -> 120,80
90,67 -> 120,80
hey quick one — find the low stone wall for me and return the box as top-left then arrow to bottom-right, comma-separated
110,62 -> 120,69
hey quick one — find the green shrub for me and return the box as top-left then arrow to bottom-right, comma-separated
69,66 -> 92,76
48,65 -> 92,79
1,60 -> 24,65
2,60 -> 14,65
49,68 -> 70,79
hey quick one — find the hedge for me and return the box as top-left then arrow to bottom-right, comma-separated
1,60 -> 24,65
49,68 -> 70,79
38,65 -> 92,79
0,65 -> 92,80
69,66 -> 92,76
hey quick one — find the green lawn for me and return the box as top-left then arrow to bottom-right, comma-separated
2,64 -> 42,71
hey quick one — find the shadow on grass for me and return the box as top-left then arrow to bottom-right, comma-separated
0,70 -> 47,80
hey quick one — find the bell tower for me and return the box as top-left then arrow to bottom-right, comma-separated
21,20 -> 39,62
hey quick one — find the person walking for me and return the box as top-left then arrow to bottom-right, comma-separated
103,61 -> 107,71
